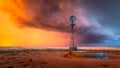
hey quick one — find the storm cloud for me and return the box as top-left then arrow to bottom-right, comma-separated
5,0 -> 119,45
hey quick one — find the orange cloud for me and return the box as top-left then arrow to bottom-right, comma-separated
0,0 -> 70,47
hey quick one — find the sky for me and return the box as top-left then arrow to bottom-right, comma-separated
0,0 -> 120,47
81,0 -> 120,46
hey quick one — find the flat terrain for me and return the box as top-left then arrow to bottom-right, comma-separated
0,48 -> 120,68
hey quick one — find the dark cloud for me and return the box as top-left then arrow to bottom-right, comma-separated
81,0 -> 120,33
17,0 -> 83,32
78,27 -> 110,44
13,0 -> 118,44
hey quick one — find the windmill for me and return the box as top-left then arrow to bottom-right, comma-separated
69,16 -> 78,52
67,16 -> 109,59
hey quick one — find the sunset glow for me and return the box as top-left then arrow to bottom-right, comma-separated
0,0 -> 120,47
0,0 -> 70,47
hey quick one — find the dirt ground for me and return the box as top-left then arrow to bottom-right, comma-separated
0,49 -> 120,68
